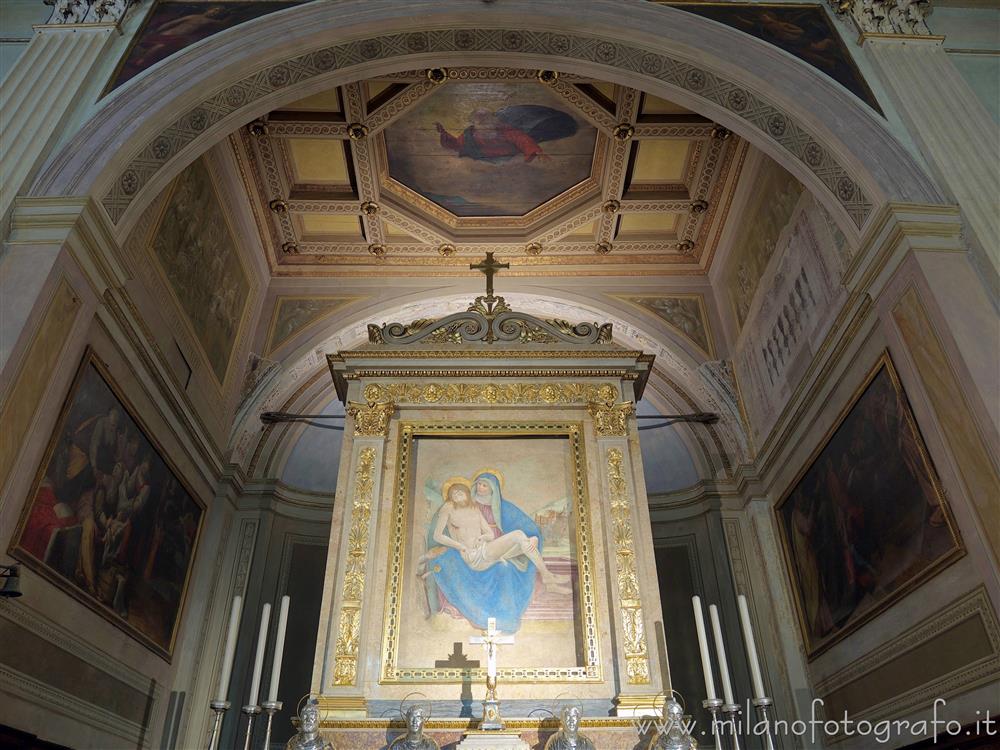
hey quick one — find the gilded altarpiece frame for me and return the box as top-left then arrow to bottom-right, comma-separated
380,421 -> 603,684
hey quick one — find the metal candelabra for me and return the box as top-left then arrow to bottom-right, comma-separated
703,698 -> 724,750
752,697 -> 778,750
722,703 -> 743,750
207,700 -> 229,750
261,700 -> 283,748
241,703 -> 262,750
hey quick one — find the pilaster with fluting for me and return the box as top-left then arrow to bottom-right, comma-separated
0,16 -> 120,225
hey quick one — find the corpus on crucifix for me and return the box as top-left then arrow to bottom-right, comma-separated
469,616 -> 515,730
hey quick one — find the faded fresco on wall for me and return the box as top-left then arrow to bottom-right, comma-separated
152,158 -> 249,383
615,295 -> 713,356
384,82 -> 598,216
12,351 -> 204,658
776,354 -> 963,657
265,296 -> 353,354
733,192 -> 844,443
724,157 -> 805,330
397,436 -> 582,672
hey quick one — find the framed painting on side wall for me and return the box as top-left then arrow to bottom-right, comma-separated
10,348 -> 205,660
775,351 -> 963,658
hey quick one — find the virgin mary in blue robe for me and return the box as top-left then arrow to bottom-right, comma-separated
425,471 -> 540,633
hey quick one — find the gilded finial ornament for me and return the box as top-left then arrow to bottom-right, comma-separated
711,124 -> 731,140
525,242 -> 543,256
281,242 -> 299,255
348,122 -> 369,140
677,240 -> 695,255
426,68 -> 448,84
368,243 -> 386,258
360,201 -> 379,216
269,198 -> 288,213
437,243 -> 457,257
367,252 -> 613,345
602,199 -> 621,214
690,199 -> 709,214
249,119 -> 268,138
613,122 -> 635,141
537,69 -> 559,84
595,241 -> 613,255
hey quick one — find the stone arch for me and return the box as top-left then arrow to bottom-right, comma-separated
231,290 -> 744,480
32,0 -> 942,239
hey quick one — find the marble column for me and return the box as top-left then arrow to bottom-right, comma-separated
0,1 -> 132,227
831,0 -> 1000,282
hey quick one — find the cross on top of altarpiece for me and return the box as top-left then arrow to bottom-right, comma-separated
470,252 -> 509,300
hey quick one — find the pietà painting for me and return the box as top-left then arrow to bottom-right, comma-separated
386,430 -> 599,679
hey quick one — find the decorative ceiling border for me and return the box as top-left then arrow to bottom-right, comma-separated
102,28 -> 872,227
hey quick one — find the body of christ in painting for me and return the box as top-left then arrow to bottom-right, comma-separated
418,470 -> 572,633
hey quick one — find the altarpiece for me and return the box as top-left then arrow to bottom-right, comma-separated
312,267 -> 670,748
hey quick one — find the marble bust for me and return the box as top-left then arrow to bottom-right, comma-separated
286,698 -> 334,750
389,705 -> 440,750
543,706 -> 596,750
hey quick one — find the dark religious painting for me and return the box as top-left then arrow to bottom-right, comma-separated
776,353 -> 962,658
11,351 -> 204,659
383,82 -> 598,217
668,3 -> 882,112
109,0 -> 305,90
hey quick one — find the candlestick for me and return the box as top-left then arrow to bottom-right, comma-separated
722,702 -> 743,750
691,596 -> 717,701
708,604 -> 735,706
702,697 -> 724,750
216,595 -> 242,702
267,595 -> 290,703
206,699 -> 228,750
737,594 -> 766,701
752,697 -> 778,750
240,703 -> 262,750
248,603 -> 271,706
261,700 -> 283,749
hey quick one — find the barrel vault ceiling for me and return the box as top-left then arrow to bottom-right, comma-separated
228,67 -> 749,277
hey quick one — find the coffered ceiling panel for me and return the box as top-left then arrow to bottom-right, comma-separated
230,67 -> 746,276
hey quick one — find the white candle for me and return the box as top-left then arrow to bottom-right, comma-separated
248,603 -> 271,706
738,594 -> 766,700
691,596 -> 717,701
215,595 -> 242,703
267,596 -> 290,703
709,604 -> 735,706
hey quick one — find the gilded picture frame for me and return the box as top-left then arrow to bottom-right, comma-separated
380,421 -> 603,683
775,351 -> 964,659
9,348 -> 205,661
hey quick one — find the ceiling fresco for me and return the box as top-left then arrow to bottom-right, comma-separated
230,68 -> 746,275
383,82 -> 599,217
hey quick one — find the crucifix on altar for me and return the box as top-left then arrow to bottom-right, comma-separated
469,252 -> 509,300
468,617 -> 515,730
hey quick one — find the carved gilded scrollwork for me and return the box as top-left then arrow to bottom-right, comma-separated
333,446 -> 377,686
607,447 -> 651,685
346,400 -> 395,437
362,381 -> 620,406
588,400 -> 636,437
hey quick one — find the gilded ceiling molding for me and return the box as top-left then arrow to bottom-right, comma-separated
100,27 -> 873,227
